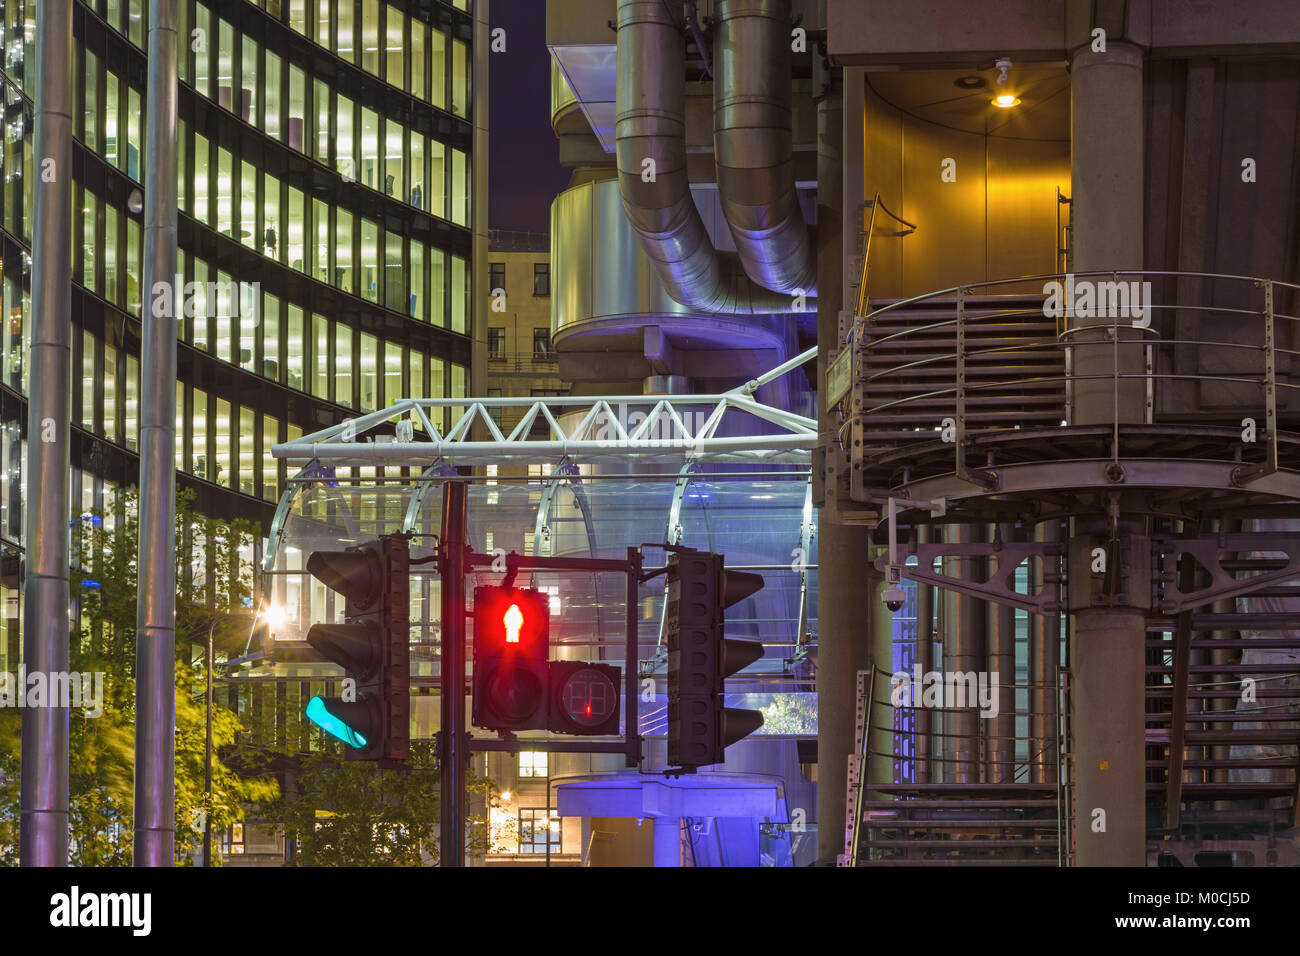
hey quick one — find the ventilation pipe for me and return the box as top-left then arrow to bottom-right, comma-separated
616,0 -> 815,314
715,0 -> 817,296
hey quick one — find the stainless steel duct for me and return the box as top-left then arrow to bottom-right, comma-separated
615,0 -> 814,314
714,0 -> 817,296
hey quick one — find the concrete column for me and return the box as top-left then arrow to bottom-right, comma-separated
1068,39 -> 1150,866
652,817 -> 681,866
1069,603 -> 1147,866
815,70 -> 877,864
1068,41 -> 1146,426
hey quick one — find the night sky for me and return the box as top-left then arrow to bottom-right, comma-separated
488,0 -> 573,235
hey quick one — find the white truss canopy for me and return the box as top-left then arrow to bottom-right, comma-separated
272,348 -> 818,466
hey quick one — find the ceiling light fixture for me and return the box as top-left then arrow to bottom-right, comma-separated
992,93 -> 1021,108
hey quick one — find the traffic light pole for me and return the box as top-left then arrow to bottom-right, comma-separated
439,482 -> 468,867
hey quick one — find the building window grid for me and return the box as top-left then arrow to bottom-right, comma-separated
517,808 -> 560,855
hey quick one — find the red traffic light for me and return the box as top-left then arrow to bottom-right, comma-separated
473,586 -> 550,661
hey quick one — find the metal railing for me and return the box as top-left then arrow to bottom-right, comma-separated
846,270 -> 1300,483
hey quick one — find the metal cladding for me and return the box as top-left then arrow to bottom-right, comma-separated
615,0 -> 815,315
714,0 -> 817,296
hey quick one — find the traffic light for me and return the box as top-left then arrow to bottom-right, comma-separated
304,534 -> 410,760
666,548 -> 765,769
472,586 -> 551,731
549,660 -> 621,736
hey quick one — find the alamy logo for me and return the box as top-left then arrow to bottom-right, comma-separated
151,274 -> 261,325
0,667 -> 105,717
592,404 -> 711,454
49,887 -> 151,936
1042,274 -> 1153,328
891,667 -> 1000,718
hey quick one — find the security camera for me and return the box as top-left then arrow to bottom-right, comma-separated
883,586 -> 906,613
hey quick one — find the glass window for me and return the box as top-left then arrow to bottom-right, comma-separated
102,342 -> 117,442
81,192 -> 98,294
239,406 -> 255,495
194,5 -> 212,98
288,64 -> 306,152
264,172 -> 282,261
104,71 -> 120,168
335,323 -> 353,408
489,262 -> 505,291
81,331 -> 96,432
313,198 -> 329,284
218,19 -> 235,113
104,205 -> 119,305
452,39 -> 468,117
191,258 -> 210,351
409,350 -> 425,404
361,0 -> 380,75
289,0 -> 307,36
193,132 -> 210,223
451,255 -> 467,334
452,148 -> 468,226
384,120 -> 402,199
519,751 -> 547,777
384,231 -> 403,311
262,292 -> 281,381
215,397 -> 232,487
126,217 -> 141,315
430,140 -> 446,219
127,88 -> 142,179
191,387 -> 208,478
175,381 -> 186,473
410,19 -> 426,100
337,0 -> 355,63
488,327 -> 504,359
518,809 -> 560,854
360,218 -> 378,302
408,239 -> 425,321
178,0 -> 191,85
264,49 -> 282,140
314,78 -> 330,164
288,185 -> 305,272
312,314 -> 329,399
262,414 -> 280,500
216,146 -> 233,237
240,160 -> 257,249
215,270 -> 235,363
240,285 -> 259,372
286,305 -> 304,391
386,8 -> 405,88
178,119 -> 189,213
430,28 -> 446,110
533,262 -> 550,296
430,247 -> 446,327
384,341 -> 402,406
533,328 -> 552,357
83,50 -> 98,152
359,332 -> 378,411
360,107 -> 379,189
125,354 -> 139,451
337,95 -> 356,181
409,130 -> 426,211
335,207 -> 353,294
241,35 -> 259,123
128,0 -> 144,46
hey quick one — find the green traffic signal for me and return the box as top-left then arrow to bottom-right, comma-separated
306,696 -> 372,749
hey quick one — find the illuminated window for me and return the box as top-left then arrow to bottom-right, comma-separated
518,751 -> 547,777
518,809 -> 560,854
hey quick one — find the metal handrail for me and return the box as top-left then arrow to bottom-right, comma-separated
854,193 -> 918,321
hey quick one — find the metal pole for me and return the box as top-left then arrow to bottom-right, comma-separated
19,0 -> 74,868
134,0 -> 180,867
439,481 -> 468,866
204,620 -> 214,866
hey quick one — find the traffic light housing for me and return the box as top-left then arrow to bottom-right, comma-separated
549,661 -> 621,736
472,586 -> 551,731
304,534 -> 410,760
666,549 -> 765,769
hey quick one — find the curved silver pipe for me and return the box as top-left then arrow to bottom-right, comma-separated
715,0 -> 817,296
616,0 -> 814,314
